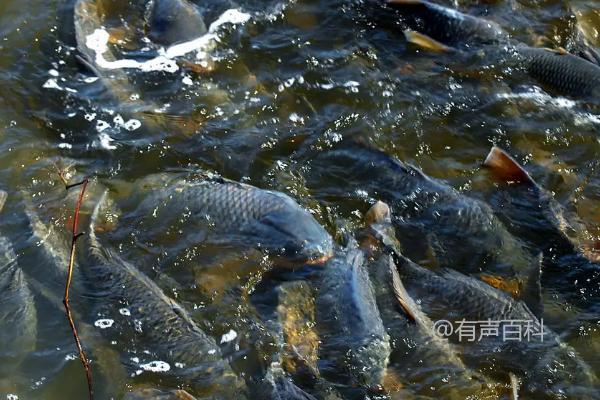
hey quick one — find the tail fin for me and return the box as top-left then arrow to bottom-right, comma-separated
0,190 -> 6,213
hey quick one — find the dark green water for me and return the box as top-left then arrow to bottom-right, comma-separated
0,0 -> 599,398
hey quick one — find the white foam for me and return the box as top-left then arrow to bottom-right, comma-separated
98,132 -> 117,150
220,329 -> 237,343
84,9 -> 251,74
119,308 -> 131,316
497,88 -> 576,109
289,112 -> 304,124
498,88 -> 600,125
42,78 -> 62,90
94,319 -> 114,329
123,119 -> 141,131
140,360 -> 170,372
96,120 -> 110,132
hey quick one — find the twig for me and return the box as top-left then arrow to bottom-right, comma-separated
62,178 -> 94,400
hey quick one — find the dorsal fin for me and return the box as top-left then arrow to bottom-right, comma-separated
483,146 -> 536,185
521,253 -> 543,318
389,260 -> 418,322
0,190 -> 6,213
403,29 -> 454,53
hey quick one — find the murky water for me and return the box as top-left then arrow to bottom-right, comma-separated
0,0 -> 599,398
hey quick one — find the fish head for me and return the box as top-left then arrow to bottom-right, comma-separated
362,201 -> 402,255
245,203 -> 334,266
344,336 -> 390,391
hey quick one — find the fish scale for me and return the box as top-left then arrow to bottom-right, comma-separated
0,236 -> 37,375
82,192 -> 247,396
306,142 -> 533,275
393,253 -> 598,398
315,243 -> 390,390
518,46 -> 600,97
122,176 -> 333,263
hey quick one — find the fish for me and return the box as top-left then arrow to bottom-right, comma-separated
147,0 -> 207,46
385,0 -> 509,48
252,364 -> 319,400
116,174 -> 334,265
483,146 -> 600,312
513,45 -> 600,99
80,190 -> 247,396
381,0 -> 600,99
0,192 -> 37,380
392,251 -> 597,398
123,388 -> 198,399
567,5 -> 600,65
74,0 -> 149,108
314,240 -> 391,391
244,281 -> 321,400
362,201 -> 505,398
305,141 -> 533,277
249,277 -> 345,400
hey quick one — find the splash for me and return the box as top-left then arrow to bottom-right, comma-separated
84,9 -> 251,73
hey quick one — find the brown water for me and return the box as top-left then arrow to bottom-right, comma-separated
0,0 -> 599,398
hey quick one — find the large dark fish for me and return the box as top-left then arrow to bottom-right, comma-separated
314,241 -> 391,391
118,174 -> 333,265
514,45 -> 600,99
392,250 -> 597,398
382,0 -> 600,99
306,141 -> 533,276
0,192 -> 37,379
483,146 -> 600,312
82,191 -> 247,397
361,201 -> 503,398
385,0 -> 509,47
147,0 -> 207,46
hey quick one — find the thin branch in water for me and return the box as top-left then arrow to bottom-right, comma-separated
62,178 -> 94,400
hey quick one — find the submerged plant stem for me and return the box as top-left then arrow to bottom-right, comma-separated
62,178 -> 93,400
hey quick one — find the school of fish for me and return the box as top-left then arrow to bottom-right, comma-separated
0,0 -> 599,399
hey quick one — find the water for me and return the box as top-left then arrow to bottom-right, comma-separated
0,0 -> 599,398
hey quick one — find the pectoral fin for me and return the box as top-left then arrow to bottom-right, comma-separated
483,146 -> 536,185
403,29 -> 454,53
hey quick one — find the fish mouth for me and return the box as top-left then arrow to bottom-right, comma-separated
304,250 -> 334,266
271,246 -> 334,268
